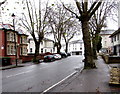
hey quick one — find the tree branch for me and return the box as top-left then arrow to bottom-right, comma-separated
89,1 -> 102,20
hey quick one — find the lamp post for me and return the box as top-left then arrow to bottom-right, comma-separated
12,13 -> 17,66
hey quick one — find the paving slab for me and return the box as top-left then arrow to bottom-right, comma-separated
49,56 -> 120,93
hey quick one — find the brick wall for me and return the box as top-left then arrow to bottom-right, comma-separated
0,30 -> 5,56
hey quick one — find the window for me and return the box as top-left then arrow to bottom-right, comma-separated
45,49 -> 47,53
7,33 -> 10,41
11,45 -> 13,55
25,37 -> 27,43
114,36 -> 116,41
11,33 -> 14,41
30,48 -> 32,53
7,45 -> 10,55
14,46 -> 16,55
23,47 -> 26,54
117,34 -> 119,40
111,38 -> 113,43
41,48 -> 43,53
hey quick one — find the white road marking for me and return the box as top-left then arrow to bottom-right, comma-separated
5,66 -> 50,78
6,70 -> 33,78
41,71 -> 77,94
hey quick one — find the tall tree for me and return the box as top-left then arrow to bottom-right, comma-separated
90,0 -> 116,59
62,19 -> 80,53
20,0 -> 49,62
63,0 -> 102,68
48,4 -> 72,53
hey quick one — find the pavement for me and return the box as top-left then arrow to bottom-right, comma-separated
46,56 -> 120,93
0,62 -> 34,70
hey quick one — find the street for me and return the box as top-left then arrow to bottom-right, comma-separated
2,55 -> 84,92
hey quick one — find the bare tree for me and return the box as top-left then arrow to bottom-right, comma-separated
0,0 -> 7,6
20,0 -> 49,62
48,4 -> 72,53
90,0 -> 117,59
63,0 -> 102,68
62,19 -> 80,53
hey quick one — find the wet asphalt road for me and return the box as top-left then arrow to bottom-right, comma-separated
2,55 -> 84,92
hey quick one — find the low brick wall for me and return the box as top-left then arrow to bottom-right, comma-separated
100,54 -> 109,63
101,54 -> 120,64
20,52 -> 53,63
108,56 -> 120,63
19,55 -> 34,63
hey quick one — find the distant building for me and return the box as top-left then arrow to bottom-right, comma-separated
28,38 -> 55,54
61,40 -> 84,55
61,30 -> 84,55
0,24 -> 28,65
110,28 -> 120,56
100,30 -> 115,54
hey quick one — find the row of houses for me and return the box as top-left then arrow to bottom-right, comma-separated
0,24 -> 84,66
1,23 -> 119,66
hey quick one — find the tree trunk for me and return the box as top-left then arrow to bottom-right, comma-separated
65,42 -> 68,53
33,42 -> 40,62
57,42 -> 61,53
92,32 -> 100,59
92,37 -> 97,59
81,19 -> 96,69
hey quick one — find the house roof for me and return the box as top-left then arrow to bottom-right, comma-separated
16,28 -> 28,36
0,24 -> 14,30
0,24 -> 28,36
110,28 -> 120,37
100,30 -> 115,35
28,37 -> 54,42
70,40 -> 83,44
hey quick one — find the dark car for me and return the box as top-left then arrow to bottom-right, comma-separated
59,52 -> 67,58
67,53 -> 71,56
44,55 -> 55,62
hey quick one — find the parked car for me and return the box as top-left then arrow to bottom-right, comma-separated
67,53 -> 71,56
59,52 -> 67,58
53,54 -> 62,60
44,55 -> 55,62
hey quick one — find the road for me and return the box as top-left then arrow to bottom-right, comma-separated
2,55 -> 84,92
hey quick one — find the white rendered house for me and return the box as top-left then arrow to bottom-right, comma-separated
28,38 -> 55,54
99,30 -> 115,53
61,31 -> 84,55
110,28 -> 120,56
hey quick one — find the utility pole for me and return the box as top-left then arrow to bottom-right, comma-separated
12,13 -> 18,66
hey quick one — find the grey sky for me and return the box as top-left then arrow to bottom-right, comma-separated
0,0 -> 118,30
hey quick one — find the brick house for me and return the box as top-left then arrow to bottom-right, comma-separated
0,24 -> 28,66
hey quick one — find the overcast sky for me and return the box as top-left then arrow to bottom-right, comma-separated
0,0 -> 118,30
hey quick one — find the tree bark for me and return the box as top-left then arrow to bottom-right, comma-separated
65,42 -> 68,53
92,37 -> 97,59
57,42 -> 61,53
81,19 -> 96,68
33,42 -> 40,62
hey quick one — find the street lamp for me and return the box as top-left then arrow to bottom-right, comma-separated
12,13 -> 17,66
